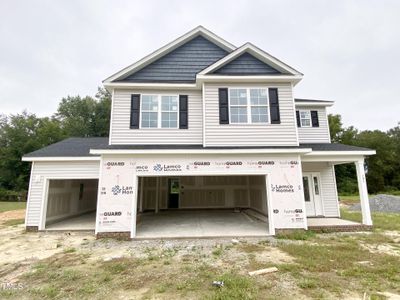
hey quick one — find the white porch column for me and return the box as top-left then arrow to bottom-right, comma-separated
155,177 -> 160,213
139,177 -> 144,213
355,159 -> 372,225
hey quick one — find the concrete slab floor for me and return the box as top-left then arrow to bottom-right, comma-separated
136,210 -> 269,238
307,217 -> 360,227
45,212 -> 96,231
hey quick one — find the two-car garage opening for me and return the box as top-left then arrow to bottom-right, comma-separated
42,175 -> 270,237
136,175 -> 270,238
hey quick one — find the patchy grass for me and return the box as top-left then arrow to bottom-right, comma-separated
0,201 -> 26,213
2,218 -> 24,226
1,222 -> 400,299
338,194 -> 362,205
277,237 -> 400,297
276,230 -> 316,240
341,208 -> 400,231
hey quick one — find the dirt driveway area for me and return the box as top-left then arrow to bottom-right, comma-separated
0,208 -> 400,299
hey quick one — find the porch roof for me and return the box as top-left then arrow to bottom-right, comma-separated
22,137 -> 374,160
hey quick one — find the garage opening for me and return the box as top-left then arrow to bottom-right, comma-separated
45,179 -> 98,230
136,175 -> 269,238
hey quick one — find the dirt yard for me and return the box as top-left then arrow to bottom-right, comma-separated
0,206 -> 399,299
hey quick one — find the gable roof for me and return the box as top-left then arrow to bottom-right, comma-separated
199,43 -> 302,76
118,35 -> 229,83
103,26 -> 236,84
212,52 -> 281,75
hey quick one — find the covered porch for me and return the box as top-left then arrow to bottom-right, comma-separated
301,145 -> 376,230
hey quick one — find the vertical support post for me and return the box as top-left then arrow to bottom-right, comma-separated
355,159 -> 373,225
246,175 -> 251,208
155,177 -> 160,213
139,177 -> 144,213
131,175 -> 139,239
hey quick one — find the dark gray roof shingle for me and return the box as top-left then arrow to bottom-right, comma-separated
23,137 -> 108,157
23,138 -> 373,158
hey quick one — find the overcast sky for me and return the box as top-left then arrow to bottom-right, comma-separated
0,0 -> 399,130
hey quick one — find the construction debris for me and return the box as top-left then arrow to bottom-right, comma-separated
248,267 -> 278,276
212,281 -> 224,288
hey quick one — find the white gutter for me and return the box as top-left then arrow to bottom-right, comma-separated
90,148 -> 312,155
22,156 -> 101,162
304,150 -> 376,156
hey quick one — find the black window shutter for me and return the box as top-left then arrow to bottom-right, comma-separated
268,88 -> 280,124
179,95 -> 188,129
218,88 -> 229,124
311,110 -> 319,127
130,94 -> 140,129
296,110 -> 301,127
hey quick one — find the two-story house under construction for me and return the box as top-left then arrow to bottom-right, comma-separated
23,26 -> 375,239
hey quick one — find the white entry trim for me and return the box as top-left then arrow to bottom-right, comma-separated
302,172 -> 324,217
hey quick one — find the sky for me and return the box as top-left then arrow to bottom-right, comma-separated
0,0 -> 399,130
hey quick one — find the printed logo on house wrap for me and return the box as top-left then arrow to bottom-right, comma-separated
136,165 -> 149,172
111,185 -> 133,195
271,184 -> 295,193
104,161 -> 125,169
153,164 -> 163,172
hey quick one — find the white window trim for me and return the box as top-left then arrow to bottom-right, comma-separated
228,87 -> 271,125
299,109 -> 312,127
139,94 -> 180,129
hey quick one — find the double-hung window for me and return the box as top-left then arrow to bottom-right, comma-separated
229,88 -> 269,124
141,95 -> 179,128
299,110 -> 311,127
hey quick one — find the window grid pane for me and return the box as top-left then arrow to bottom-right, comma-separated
161,95 -> 178,128
300,111 -> 311,127
251,106 -> 269,123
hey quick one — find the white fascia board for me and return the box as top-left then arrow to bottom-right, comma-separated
103,26 -> 236,83
90,148 -> 312,155
103,82 -> 200,90
295,101 -> 334,107
306,150 -> 376,156
197,74 -> 303,84
198,43 -> 303,76
22,156 -> 101,162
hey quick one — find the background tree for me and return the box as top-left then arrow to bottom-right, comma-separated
0,87 -> 111,192
55,87 -> 111,137
0,112 -> 64,191
328,114 -> 400,194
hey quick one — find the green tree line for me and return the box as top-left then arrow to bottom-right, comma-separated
329,115 -> 400,194
0,88 -> 110,192
0,89 -> 399,195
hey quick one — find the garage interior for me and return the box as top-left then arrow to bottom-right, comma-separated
136,175 -> 270,238
45,179 -> 98,230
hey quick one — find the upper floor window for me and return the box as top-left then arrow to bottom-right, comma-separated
299,110 -> 311,127
141,95 -> 179,128
229,88 -> 269,124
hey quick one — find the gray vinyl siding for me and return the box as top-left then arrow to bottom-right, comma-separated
302,162 -> 339,217
110,89 -> 203,145
119,36 -> 228,83
297,106 -> 331,143
204,83 -> 298,146
213,52 -> 281,75
26,161 -> 100,227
